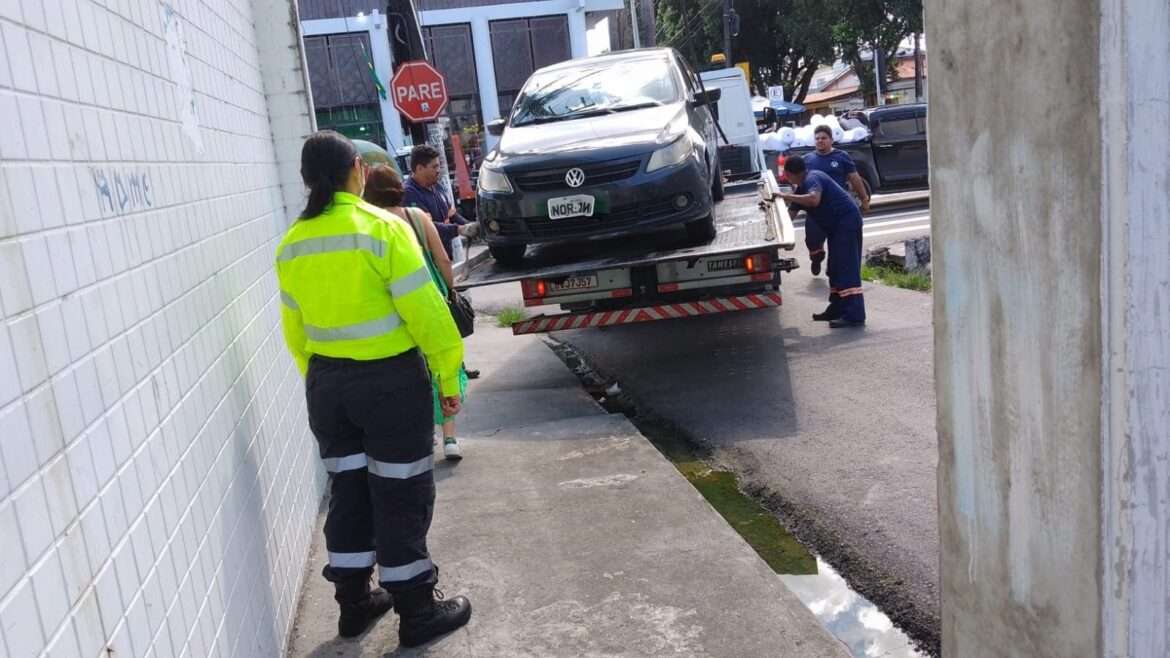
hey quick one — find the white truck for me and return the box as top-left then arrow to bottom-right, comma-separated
458,172 -> 797,335
699,67 -> 767,180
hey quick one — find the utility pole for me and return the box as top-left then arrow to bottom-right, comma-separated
913,33 -> 923,101
630,0 -> 641,48
722,0 -> 732,63
873,45 -> 885,105
640,0 -> 656,47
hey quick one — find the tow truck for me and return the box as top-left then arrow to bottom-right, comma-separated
457,171 -> 798,335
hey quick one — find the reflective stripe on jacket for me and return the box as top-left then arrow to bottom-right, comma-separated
275,191 -> 464,396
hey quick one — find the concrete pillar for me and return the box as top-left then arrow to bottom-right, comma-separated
366,10 -> 407,153
928,0 -> 1169,654
568,9 -> 590,59
468,17 -> 502,153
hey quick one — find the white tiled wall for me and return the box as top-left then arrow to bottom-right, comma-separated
0,0 -> 323,656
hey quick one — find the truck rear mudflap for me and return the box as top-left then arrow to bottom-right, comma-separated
511,292 -> 784,335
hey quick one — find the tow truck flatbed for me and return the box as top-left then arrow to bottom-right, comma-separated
459,173 -> 798,334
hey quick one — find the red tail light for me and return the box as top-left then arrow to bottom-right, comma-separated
744,253 -> 771,273
521,279 -> 547,299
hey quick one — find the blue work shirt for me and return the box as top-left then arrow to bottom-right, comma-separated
403,177 -> 468,259
804,149 -> 856,189
797,170 -> 861,232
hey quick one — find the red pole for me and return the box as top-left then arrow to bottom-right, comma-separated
450,133 -> 475,201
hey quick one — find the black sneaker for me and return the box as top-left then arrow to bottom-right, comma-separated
396,584 -> 472,648
810,259 -> 822,276
465,368 -> 481,380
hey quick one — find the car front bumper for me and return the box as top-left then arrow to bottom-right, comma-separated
477,157 -> 712,246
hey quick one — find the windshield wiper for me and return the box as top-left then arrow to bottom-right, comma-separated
607,101 -> 664,113
513,102 -> 663,127
513,107 -> 612,127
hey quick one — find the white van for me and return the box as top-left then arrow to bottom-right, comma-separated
699,67 -> 766,179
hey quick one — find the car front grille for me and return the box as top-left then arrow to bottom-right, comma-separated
510,158 -> 643,192
496,195 -> 689,240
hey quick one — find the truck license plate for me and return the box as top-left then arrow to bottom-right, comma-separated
548,275 -> 598,293
548,195 -> 595,220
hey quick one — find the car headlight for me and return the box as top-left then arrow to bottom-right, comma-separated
647,136 -> 692,173
478,165 -> 513,194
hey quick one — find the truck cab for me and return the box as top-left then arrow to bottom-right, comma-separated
775,103 -> 929,195
857,104 -> 928,189
699,67 -> 766,180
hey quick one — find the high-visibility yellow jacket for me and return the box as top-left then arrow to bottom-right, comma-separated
275,191 -> 464,396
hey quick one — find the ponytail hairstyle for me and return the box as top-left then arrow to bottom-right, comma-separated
299,130 -> 358,219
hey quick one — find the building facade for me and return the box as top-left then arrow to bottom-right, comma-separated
0,1 -> 318,656
299,0 -> 632,167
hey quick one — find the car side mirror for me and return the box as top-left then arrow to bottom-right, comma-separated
487,119 -> 507,136
693,88 -> 721,106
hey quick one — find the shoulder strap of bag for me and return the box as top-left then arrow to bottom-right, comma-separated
404,207 -> 430,257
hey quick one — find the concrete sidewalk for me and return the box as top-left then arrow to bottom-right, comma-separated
285,320 -> 849,657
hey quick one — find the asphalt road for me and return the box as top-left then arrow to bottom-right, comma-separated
465,190 -> 939,650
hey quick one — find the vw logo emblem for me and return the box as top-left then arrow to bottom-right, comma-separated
564,167 -> 586,188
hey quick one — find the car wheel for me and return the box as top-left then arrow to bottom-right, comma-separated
685,214 -> 717,244
711,161 -> 725,202
489,242 -> 527,268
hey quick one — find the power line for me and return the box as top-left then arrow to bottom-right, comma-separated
659,0 -> 721,48
655,0 -> 716,42
665,0 -> 719,43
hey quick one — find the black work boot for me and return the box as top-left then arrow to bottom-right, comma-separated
332,571 -> 394,638
813,305 -> 843,322
395,580 -> 472,648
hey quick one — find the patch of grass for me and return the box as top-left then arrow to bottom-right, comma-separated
649,432 -> 817,576
495,306 -> 528,327
862,264 -> 932,292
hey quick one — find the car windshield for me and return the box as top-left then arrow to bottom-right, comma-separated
510,58 -> 680,127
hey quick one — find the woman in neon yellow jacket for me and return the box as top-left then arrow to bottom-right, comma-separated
274,130 -> 471,648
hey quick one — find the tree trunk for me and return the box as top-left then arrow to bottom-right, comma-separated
791,63 -> 817,104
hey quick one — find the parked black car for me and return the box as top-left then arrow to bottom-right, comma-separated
476,48 -> 724,268
776,103 -> 929,195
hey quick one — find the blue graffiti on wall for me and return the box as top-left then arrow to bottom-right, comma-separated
91,168 -> 153,215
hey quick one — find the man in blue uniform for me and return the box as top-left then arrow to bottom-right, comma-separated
404,144 -> 482,379
403,144 -> 479,261
780,156 -> 866,327
798,125 -> 870,276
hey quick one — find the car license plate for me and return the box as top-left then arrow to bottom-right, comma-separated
548,275 -> 598,294
548,195 -> 595,220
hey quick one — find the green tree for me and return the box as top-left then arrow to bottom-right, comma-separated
655,0 -> 835,104
827,0 -> 923,101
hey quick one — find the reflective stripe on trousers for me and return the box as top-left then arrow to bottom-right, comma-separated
322,452 -> 434,479
329,551 -> 377,568
379,558 -> 434,584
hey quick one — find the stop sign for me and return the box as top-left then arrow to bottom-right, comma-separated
391,61 -> 449,123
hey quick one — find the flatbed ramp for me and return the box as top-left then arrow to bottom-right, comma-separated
458,180 -> 796,289
460,175 -> 798,334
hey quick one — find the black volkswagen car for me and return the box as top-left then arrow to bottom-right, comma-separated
476,48 -> 724,267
